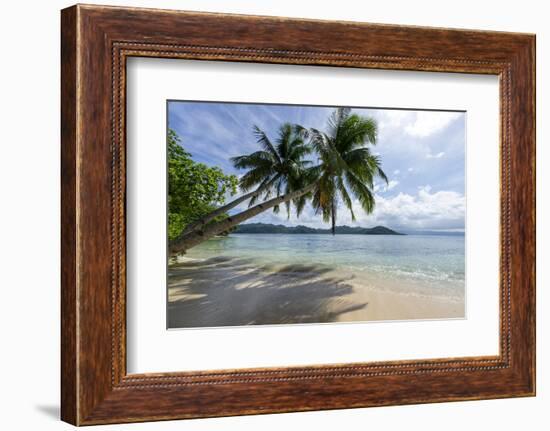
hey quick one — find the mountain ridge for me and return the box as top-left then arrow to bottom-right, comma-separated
233,223 -> 404,235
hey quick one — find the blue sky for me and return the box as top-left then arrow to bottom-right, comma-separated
168,101 -> 465,232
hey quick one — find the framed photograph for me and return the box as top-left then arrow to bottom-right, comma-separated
61,4 -> 536,425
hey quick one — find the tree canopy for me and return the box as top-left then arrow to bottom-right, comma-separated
169,109 -> 388,255
167,129 -> 238,241
309,108 -> 387,233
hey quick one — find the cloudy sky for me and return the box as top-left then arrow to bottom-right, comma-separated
168,101 -> 465,233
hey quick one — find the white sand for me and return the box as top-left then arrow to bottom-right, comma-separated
167,256 -> 464,328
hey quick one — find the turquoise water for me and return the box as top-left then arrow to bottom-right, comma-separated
185,234 -> 465,298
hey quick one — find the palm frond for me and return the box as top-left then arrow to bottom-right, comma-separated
248,193 -> 258,207
239,166 -> 276,191
345,171 -> 376,214
336,115 -> 377,152
309,129 -> 332,161
367,154 -> 388,184
327,107 -> 352,139
276,123 -> 293,159
337,176 -> 355,221
252,125 -> 282,164
293,194 -> 308,218
292,124 -> 310,139
231,150 -> 275,170
288,142 -> 312,161
243,175 -> 279,207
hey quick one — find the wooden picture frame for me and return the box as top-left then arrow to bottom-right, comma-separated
61,4 -> 535,425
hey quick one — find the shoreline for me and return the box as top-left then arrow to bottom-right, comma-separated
168,256 -> 465,329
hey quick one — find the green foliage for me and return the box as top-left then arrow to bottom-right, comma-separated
309,108 -> 387,231
167,129 -> 238,241
230,123 -> 312,216
167,107 -> 388,246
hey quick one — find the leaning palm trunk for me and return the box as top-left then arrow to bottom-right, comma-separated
331,198 -> 336,235
170,182 -> 316,255
179,175 -> 280,237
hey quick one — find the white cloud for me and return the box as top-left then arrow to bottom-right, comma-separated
356,187 -> 465,230
393,169 -> 400,175
373,110 -> 462,141
375,110 -> 415,132
404,112 -> 462,138
386,180 -> 399,191
407,167 -> 414,172
427,151 -> 445,159
373,179 -> 399,193
239,184 -> 464,232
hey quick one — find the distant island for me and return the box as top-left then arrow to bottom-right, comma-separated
233,223 -> 404,235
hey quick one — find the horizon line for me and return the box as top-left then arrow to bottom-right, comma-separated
238,222 -> 465,233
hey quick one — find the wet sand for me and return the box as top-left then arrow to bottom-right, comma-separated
168,256 -> 464,328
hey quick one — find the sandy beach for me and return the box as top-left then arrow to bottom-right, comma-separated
168,256 -> 464,328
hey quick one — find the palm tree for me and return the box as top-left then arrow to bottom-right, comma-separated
169,108 -> 387,255
232,123 -> 312,217
309,108 -> 387,234
178,124 -> 310,237
170,123 -> 312,252
170,181 -> 318,254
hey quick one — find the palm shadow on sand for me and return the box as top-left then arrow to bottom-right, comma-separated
167,256 -> 368,328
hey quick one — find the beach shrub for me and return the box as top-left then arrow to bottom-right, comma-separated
167,129 -> 238,241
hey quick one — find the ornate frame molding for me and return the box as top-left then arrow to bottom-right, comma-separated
61,5 -> 535,425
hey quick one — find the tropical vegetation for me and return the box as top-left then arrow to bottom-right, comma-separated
167,130 -> 238,241
168,108 -> 388,255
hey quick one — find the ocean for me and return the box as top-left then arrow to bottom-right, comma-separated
183,233 -> 465,300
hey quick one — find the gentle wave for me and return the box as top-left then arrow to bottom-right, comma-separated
358,264 -> 464,282
184,233 -> 465,298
